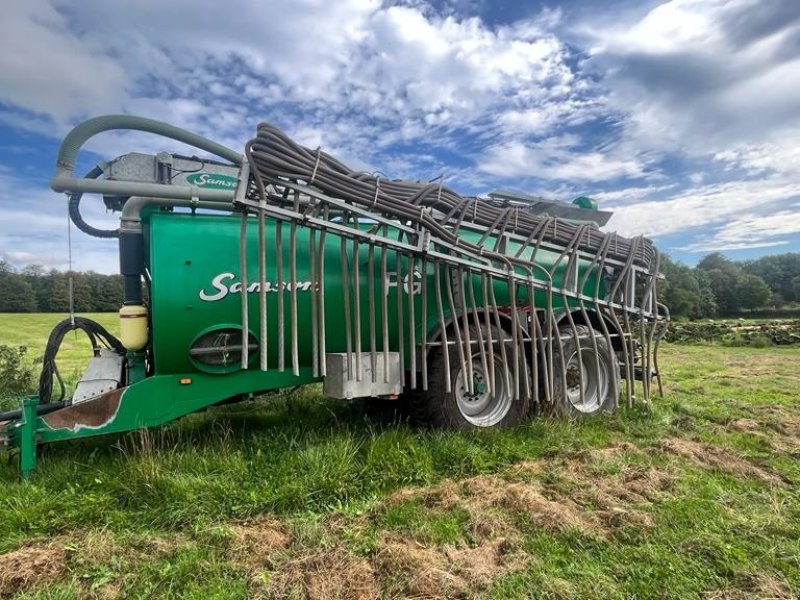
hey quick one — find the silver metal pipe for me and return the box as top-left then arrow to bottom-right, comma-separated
406,253 -> 416,390
381,245 -> 390,383
276,221 -> 285,371
239,213 -> 249,370
420,257 -> 428,391
290,218 -> 299,376
480,273 -> 495,395
258,200 -> 268,371
340,235 -> 353,380
53,177 -> 236,203
445,266 -> 468,396
310,227 -> 319,377
318,206 -> 328,377
368,244 -> 377,384
433,262 -> 451,393
456,267 -> 474,394
396,251 -> 406,385
353,233 -> 363,382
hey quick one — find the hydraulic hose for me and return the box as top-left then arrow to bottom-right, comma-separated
245,124 -> 658,269
68,165 -> 119,238
55,114 -> 241,179
38,317 -> 126,406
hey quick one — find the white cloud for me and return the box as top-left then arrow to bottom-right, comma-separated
606,178 -> 800,239
480,136 -> 648,181
1,0 -> 800,270
583,0 -> 800,157
678,210 -> 800,251
0,0 -> 126,121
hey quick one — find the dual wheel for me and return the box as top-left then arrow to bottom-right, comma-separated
409,323 -> 619,428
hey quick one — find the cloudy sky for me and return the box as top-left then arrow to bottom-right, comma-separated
1,0 -> 799,273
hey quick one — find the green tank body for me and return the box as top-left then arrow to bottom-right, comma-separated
148,212 -> 601,381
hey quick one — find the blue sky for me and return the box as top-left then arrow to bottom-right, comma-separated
1,0 -> 799,273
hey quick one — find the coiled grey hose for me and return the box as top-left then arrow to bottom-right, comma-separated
245,124 -> 657,269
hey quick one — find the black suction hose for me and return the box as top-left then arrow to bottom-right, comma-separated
0,401 -> 68,424
0,318 -> 127,423
68,166 -> 119,238
38,317 -> 126,407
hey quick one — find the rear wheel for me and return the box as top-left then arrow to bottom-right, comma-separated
410,324 -> 529,428
550,325 -> 619,417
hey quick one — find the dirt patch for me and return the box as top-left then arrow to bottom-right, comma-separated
558,460 -> 674,530
388,452 -> 669,544
374,533 -> 525,599
229,515 -> 292,572
0,538 -> 68,598
506,460 -> 545,476
463,474 -> 607,536
268,547 -> 379,600
657,439 -> 785,485
372,448 -> 671,596
702,572 -> 796,599
593,441 -> 642,461
723,418 -> 800,455
728,418 -> 762,432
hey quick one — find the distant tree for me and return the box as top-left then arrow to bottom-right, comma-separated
86,271 -> 122,311
69,271 -> 94,312
100,275 -> 123,310
21,265 -> 47,311
660,256 -> 703,318
697,253 -> 742,314
736,273 -> 772,310
48,271 -> 71,312
742,253 -> 800,303
694,270 -> 718,317
792,276 -> 800,304
0,267 -> 37,312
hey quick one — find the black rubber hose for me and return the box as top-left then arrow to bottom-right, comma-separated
38,317 -> 126,406
0,401 -> 67,424
68,166 -> 119,238
0,317 -> 125,423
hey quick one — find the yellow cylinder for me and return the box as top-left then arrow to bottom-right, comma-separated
119,305 -> 148,351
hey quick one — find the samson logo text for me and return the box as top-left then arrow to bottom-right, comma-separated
186,173 -> 238,189
199,272 -> 314,302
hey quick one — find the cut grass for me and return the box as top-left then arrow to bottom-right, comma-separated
0,315 -> 798,598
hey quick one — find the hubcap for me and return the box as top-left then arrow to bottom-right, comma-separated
454,353 -> 511,426
563,348 -> 607,413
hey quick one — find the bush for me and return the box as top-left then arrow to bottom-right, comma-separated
0,345 -> 34,407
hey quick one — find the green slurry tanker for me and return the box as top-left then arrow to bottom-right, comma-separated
0,115 -> 668,478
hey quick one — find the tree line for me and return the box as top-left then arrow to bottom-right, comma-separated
0,261 -> 123,313
660,252 -> 800,319
1,252 -> 799,318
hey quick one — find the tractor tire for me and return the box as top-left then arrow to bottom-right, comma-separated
549,324 -> 619,417
409,323 -> 530,429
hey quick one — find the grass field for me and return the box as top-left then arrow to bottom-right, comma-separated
0,314 -> 799,599
0,313 -> 118,380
